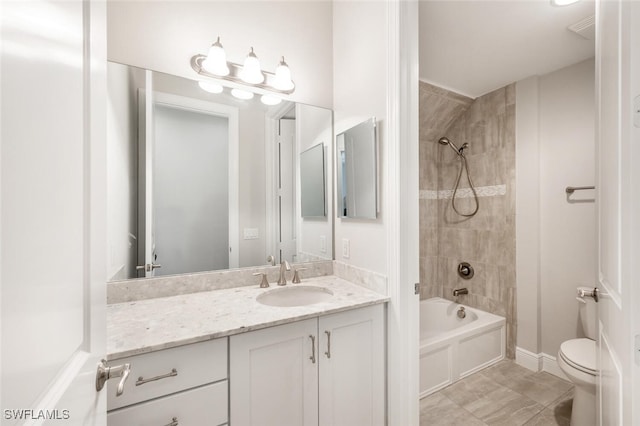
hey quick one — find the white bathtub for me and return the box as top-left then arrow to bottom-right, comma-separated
419,297 -> 506,398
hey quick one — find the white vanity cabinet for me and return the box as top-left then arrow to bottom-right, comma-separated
230,304 -> 385,426
107,338 -> 228,426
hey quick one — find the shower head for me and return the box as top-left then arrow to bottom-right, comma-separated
438,136 -> 463,155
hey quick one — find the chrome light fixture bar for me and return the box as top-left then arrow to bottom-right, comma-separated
191,40 -> 295,96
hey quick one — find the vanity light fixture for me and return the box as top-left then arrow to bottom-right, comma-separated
273,57 -> 294,91
198,80 -> 224,94
201,37 -> 230,76
260,94 -> 282,106
231,88 -> 254,100
239,47 -> 264,84
191,36 -> 295,96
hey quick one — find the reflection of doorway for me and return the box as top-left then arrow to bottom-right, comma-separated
278,117 -> 297,263
138,91 -> 239,277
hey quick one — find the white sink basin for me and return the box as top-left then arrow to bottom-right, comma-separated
257,285 -> 334,307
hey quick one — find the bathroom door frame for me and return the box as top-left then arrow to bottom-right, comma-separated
138,90 -> 240,275
386,1 -> 420,425
595,0 -> 640,424
265,102 -> 297,264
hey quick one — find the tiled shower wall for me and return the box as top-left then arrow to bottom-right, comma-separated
419,81 -> 517,358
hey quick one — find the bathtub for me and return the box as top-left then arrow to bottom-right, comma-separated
419,297 -> 506,398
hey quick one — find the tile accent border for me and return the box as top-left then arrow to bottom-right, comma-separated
333,261 -> 388,295
420,184 -> 507,200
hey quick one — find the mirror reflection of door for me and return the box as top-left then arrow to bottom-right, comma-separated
278,118 -> 297,263
138,91 -> 239,277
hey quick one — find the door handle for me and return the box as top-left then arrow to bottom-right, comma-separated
95,359 -> 131,397
135,263 -> 162,272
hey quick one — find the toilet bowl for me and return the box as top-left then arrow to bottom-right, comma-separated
557,287 -> 597,426
558,338 -> 596,426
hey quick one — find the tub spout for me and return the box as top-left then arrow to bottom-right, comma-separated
453,288 -> 468,297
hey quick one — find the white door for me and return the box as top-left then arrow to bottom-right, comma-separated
138,91 -> 239,276
595,0 -> 640,424
229,319 -> 318,426
318,305 -> 385,426
0,0 -> 107,424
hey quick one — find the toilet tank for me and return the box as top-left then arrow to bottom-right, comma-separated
577,286 -> 597,340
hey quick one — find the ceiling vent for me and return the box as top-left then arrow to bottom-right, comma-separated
568,15 -> 595,40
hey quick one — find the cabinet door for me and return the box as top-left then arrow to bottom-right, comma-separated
230,318 -> 318,426
318,304 -> 385,426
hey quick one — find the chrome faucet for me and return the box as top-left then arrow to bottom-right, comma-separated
277,260 -> 291,286
452,288 -> 468,297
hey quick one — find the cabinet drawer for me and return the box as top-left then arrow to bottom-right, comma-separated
108,338 -> 227,410
107,381 -> 228,426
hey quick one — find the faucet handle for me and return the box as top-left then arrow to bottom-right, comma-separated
292,268 -> 308,284
253,272 -> 269,288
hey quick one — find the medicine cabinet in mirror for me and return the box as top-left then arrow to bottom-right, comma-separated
107,62 -> 333,281
300,143 -> 326,218
336,117 -> 378,219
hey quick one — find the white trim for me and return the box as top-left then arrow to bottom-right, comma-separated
386,1 -> 420,425
541,353 -> 570,381
515,346 -> 543,372
514,347 -> 570,381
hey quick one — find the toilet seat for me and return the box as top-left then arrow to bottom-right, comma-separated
559,338 -> 596,376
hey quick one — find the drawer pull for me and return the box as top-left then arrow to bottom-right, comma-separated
135,368 -> 178,386
309,335 -> 316,364
163,417 -> 179,426
324,330 -> 331,358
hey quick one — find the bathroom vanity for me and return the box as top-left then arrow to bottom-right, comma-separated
106,276 -> 387,426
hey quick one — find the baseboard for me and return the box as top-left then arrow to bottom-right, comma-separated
515,347 -> 543,372
541,353 -> 569,381
515,347 -> 570,381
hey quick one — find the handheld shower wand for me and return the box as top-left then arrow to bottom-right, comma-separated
438,137 -> 479,217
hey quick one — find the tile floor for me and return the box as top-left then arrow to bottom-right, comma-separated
420,360 -> 574,426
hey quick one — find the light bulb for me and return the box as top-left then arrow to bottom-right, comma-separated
231,88 -> 254,100
261,95 -> 282,106
239,47 -> 264,84
550,0 -> 580,5
273,57 -> 294,91
198,81 -> 223,94
202,37 -> 230,76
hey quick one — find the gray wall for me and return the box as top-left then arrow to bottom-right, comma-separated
516,59 -> 596,358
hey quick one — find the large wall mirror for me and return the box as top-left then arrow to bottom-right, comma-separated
336,117 -> 378,219
107,62 -> 333,280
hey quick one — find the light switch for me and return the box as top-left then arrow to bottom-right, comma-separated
342,238 -> 350,259
320,235 -> 327,253
243,228 -> 259,240
634,95 -> 640,128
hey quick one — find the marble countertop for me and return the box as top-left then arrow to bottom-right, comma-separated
107,275 -> 388,360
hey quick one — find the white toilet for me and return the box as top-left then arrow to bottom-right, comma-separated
557,287 -> 597,426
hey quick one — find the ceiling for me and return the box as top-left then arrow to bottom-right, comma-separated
419,0 -> 596,99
